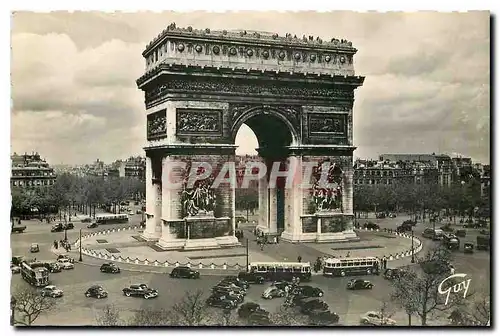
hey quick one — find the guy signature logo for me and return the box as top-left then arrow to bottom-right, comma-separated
438,273 -> 471,305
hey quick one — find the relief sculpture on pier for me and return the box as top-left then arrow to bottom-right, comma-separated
176,109 -> 222,135
147,110 -> 167,139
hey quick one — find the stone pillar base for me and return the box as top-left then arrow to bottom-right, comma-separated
155,236 -> 241,251
280,231 -> 359,243
140,230 -> 161,242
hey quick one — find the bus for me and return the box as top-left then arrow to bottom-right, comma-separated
20,261 -> 50,287
95,214 -> 129,225
248,262 -> 312,282
323,257 -> 380,277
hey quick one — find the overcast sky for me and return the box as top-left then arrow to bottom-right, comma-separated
11,11 -> 490,165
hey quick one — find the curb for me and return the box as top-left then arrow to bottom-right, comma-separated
71,225 -> 423,274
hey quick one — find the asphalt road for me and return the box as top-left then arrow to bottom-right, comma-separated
11,211 -> 490,326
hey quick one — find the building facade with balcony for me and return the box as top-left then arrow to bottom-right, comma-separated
11,152 -> 56,188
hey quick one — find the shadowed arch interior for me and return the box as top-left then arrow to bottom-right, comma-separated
242,113 -> 293,156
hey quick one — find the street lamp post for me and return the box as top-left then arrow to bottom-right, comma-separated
411,228 -> 415,263
79,228 -> 83,262
245,238 -> 249,272
10,296 -> 16,326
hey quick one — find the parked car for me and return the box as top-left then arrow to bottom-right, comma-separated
299,299 -> 329,315
128,211 -> 135,216
388,213 -> 397,218
51,223 -> 64,232
248,309 -> 272,326
293,285 -> 324,297
100,263 -> 121,273
222,276 -> 250,289
238,272 -> 265,284
360,311 -> 396,326
81,217 -> 92,223
347,279 -> 374,290
402,220 -> 417,226
383,268 -> 406,280
122,284 -> 158,299
363,222 -> 380,230
262,286 -> 284,299
57,258 -> 74,270
57,254 -> 75,263
237,302 -> 261,319
396,223 -> 412,232
48,262 -> 62,273
63,223 -> 74,230
309,310 -> 340,325
217,281 -> 247,293
455,229 -> 467,238
480,229 -> 490,235
271,281 -> 293,291
136,209 -> 142,214
87,222 -> 99,229
11,224 -> 27,233
170,266 -> 200,279
85,285 -> 108,299
11,265 -> 21,274
422,228 -> 444,240
41,285 -> 64,298
30,243 -> 40,253
206,294 -> 238,309
212,289 -> 244,303
464,242 -> 474,254
214,283 -> 246,296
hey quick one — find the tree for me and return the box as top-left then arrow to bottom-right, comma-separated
94,304 -> 123,326
168,290 -> 213,326
390,245 -> 471,326
235,188 -> 258,220
448,295 -> 490,326
12,285 -> 56,326
270,305 -> 310,326
130,308 -> 171,326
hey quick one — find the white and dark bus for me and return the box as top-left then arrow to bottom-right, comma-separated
95,214 -> 129,225
248,262 -> 312,282
21,261 -> 50,287
323,257 -> 380,277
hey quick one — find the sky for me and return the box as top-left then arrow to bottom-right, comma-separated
10,11 -> 490,165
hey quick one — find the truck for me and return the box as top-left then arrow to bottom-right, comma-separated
477,235 -> 490,251
20,261 -> 50,287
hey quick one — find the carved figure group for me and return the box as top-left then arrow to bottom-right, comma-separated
311,162 -> 343,212
181,177 -> 217,217
177,112 -> 219,133
147,114 -> 166,137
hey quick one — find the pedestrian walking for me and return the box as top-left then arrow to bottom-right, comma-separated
346,251 -> 351,258
260,242 -> 264,251
297,255 -> 302,263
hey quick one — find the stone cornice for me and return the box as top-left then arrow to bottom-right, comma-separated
137,63 -> 365,88
143,23 -> 357,57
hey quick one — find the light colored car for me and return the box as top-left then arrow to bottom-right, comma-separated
262,286 -> 284,299
11,265 -> 21,274
360,311 -> 397,326
57,258 -> 74,270
128,211 -> 134,216
30,243 -> 40,253
41,285 -> 64,298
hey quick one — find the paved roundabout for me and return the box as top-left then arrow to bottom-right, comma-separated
11,213 -> 489,326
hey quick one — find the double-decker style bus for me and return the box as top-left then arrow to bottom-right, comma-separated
323,257 -> 380,277
248,262 -> 312,282
20,261 -> 50,287
95,214 -> 129,225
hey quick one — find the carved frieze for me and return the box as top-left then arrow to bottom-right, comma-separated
176,108 -> 222,135
147,110 -> 167,140
311,159 -> 343,213
145,79 -> 354,107
228,103 -> 302,134
308,114 -> 347,136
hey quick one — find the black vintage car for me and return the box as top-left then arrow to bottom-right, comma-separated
293,285 -> 324,297
309,310 -> 340,326
85,285 -> 108,299
237,272 -> 265,284
455,229 -> 467,238
464,242 -> 474,254
206,294 -> 238,309
299,298 -> 329,315
122,284 -> 158,299
222,276 -> 250,289
63,223 -> 74,230
347,279 -> 374,290
213,283 -> 246,296
237,302 -> 261,318
170,266 -> 200,279
100,262 -> 121,273
396,223 -> 413,232
383,268 -> 405,280
272,281 -> 293,291
248,309 -> 272,326
51,223 -> 64,232
87,222 -> 99,228
363,222 -> 380,230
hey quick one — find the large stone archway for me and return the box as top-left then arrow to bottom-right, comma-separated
136,24 -> 364,250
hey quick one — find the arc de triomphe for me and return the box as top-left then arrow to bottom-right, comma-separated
136,24 -> 364,250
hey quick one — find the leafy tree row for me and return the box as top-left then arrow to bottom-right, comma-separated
10,173 -> 146,219
353,180 -> 488,222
